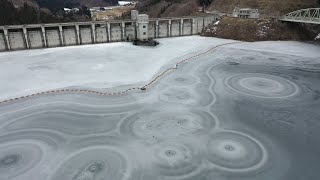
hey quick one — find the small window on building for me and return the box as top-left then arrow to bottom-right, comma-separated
143,25 -> 146,28
143,32 -> 146,35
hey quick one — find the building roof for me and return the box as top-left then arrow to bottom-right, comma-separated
119,1 -> 133,6
239,8 -> 253,10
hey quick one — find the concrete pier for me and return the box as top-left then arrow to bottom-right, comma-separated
155,20 -> 159,38
59,25 -> 64,46
180,19 -> 183,36
3,29 -> 11,50
22,27 -> 30,49
41,26 -> 47,47
75,24 -> 81,45
107,22 -> 111,42
91,23 -> 96,43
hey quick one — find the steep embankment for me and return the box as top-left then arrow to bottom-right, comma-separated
137,0 -> 319,18
203,0 -> 320,41
201,17 -> 319,41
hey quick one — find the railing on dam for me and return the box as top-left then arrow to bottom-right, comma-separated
0,15 -> 219,51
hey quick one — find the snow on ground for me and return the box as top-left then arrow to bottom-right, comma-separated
0,36 -> 235,100
0,36 -> 319,100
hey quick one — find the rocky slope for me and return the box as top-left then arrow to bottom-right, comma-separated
202,17 -> 320,41
136,0 -> 202,18
138,0 -> 320,18
203,0 -> 320,41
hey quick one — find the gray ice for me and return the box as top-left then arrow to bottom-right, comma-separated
0,36 -> 320,180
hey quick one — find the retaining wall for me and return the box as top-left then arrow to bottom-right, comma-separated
0,15 -> 219,51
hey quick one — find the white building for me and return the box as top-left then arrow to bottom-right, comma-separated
63,8 -> 80,14
64,8 -> 71,13
233,7 -> 259,19
118,1 -> 136,6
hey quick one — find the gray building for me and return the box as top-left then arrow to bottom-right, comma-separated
131,10 -> 139,20
233,7 -> 259,19
131,10 -> 149,42
137,14 -> 149,41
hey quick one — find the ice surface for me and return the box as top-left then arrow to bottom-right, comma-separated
0,36 -> 235,100
0,36 -> 320,180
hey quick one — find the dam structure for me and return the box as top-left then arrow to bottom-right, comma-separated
0,11 -> 219,51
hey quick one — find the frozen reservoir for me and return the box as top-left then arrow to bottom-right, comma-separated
0,36 -> 319,180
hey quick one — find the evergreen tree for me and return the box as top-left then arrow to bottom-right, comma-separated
18,3 -> 38,24
199,0 -> 213,7
78,6 -> 91,17
0,0 -> 19,25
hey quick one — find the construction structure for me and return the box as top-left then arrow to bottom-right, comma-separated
136,14 -> 149,42
0,11 -> 219,51
233,7 -> 259,19
131,10 -> 139,20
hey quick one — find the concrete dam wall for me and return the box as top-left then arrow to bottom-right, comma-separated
0,15 -> 218,51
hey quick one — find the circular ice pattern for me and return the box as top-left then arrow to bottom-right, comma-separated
50,147 -> 127,180
165,75 -> 198,86
120,110 -> 217,139
0,154 -> 21,168
159,88 -> 199,105
207,130 -> 268,172
225,73 -> 299,98
0,142 -> 43,179
2,110 -> 124,135
151,142 -> 201,178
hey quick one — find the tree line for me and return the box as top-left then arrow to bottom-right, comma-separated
0,0 -> 92,26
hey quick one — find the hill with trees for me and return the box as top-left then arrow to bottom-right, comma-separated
207,0 -> 319,16
137,0 -> 320,18
0,0 -> 117,25
0,0 -> 58,25
10,0 -> 118,9
33,0 -> 118,11
203,1 -> 320,41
